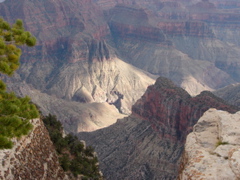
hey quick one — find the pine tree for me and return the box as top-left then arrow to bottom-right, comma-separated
0,18 -> 38,149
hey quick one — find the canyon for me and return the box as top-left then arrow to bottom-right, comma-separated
1,0 -> 240,128
0,0 -> 240,179
79,77 -> 238,179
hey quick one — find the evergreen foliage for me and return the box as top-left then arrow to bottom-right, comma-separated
42,114 -> 103,179
0,18 -> 36,75
0,18 -> 38,149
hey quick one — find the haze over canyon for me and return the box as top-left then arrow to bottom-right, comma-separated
0,0 -> 240,179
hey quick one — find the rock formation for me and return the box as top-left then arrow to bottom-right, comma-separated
179,109 -> 240,179
1,0 -> 240,178
0,0 -> 156,132
79,77 -> 238,179
106,4 -> 239,95
214,83 -> 240,108
0,119 -> 68,180
0,0 -> 240,134
5,80 -> 126,133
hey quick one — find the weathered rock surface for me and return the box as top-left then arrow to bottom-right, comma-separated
5,81 -> 126,133
4,54 -> 155,132
179,108 -> 240,179
79,77 -> 238,179
1,0 -> 240,131
0,0 -> 156,131
0,119 -> 68,180
45,57 -> 155,115
112,35 -> 235,95
106,4 -> 239,95
214,83 -> 240,108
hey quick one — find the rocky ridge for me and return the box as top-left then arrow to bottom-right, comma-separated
79,77 -> 238,179
0,119 -> 68,180
179,108 -> 240,179
0,0 -> 240,134
214,83 -> 240,108
107,4 -> 238,95
5,81 -> 126,133
0,0 -> 156,131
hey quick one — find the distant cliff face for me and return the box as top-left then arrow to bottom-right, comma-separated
214,83 -> 240,108
0,119 -> 68,180
179,109 -> 240,179
0,0 -> 156,132
78,77 -> 238,179
105,4 -> 239,95
1,0 -> 240,132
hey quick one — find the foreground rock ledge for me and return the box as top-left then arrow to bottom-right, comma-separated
179,108 -> 240,179
0,119 -> 68,180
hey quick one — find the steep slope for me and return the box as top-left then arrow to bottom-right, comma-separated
45,57 -> 155,114
106,4 -> 238,95
1,0 -> 240,132
5,81 -> 126,133
179,109 -> 240,179
214,83 -> 240,108
0,119 -> 68,180
78,77 -> 238,179
0,0 -> 155,131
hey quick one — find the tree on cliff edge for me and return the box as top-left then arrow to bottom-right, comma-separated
0,18 -> 39,149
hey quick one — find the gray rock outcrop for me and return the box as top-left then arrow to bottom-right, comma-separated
179,108 -> 240,179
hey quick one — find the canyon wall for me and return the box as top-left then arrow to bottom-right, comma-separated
0,119 -> 68,180
106,4 -> 239,95
0,0 -> 156,131
214,83 -> 240,108
79,77 -> 238,179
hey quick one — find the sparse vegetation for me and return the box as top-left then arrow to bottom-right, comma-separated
42,114 -> 103,179
0,18 -> 38,149
216,140 -> 229,147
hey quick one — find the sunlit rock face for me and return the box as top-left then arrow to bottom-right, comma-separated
0,0 -> 156,132
78,77 -> 238,179
104,3 -> 239,95
179,109 -> 240,179
1,0 -> 240,133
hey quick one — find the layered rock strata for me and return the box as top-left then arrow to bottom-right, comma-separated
214,83 -> 240,108
79,77 -> 238,179
179,109 -> 240,179
0,119 -> 68,180
107,4 -> 238,95
0,0 -> 156,130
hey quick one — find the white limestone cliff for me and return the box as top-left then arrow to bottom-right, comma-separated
179,108 -> 240,179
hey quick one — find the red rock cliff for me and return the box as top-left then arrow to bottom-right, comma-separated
78,77 -> 238,179
132,77 -> 238,142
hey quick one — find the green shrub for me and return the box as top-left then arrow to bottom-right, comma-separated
216,140 -> 229,147
42,114 -> 103,179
